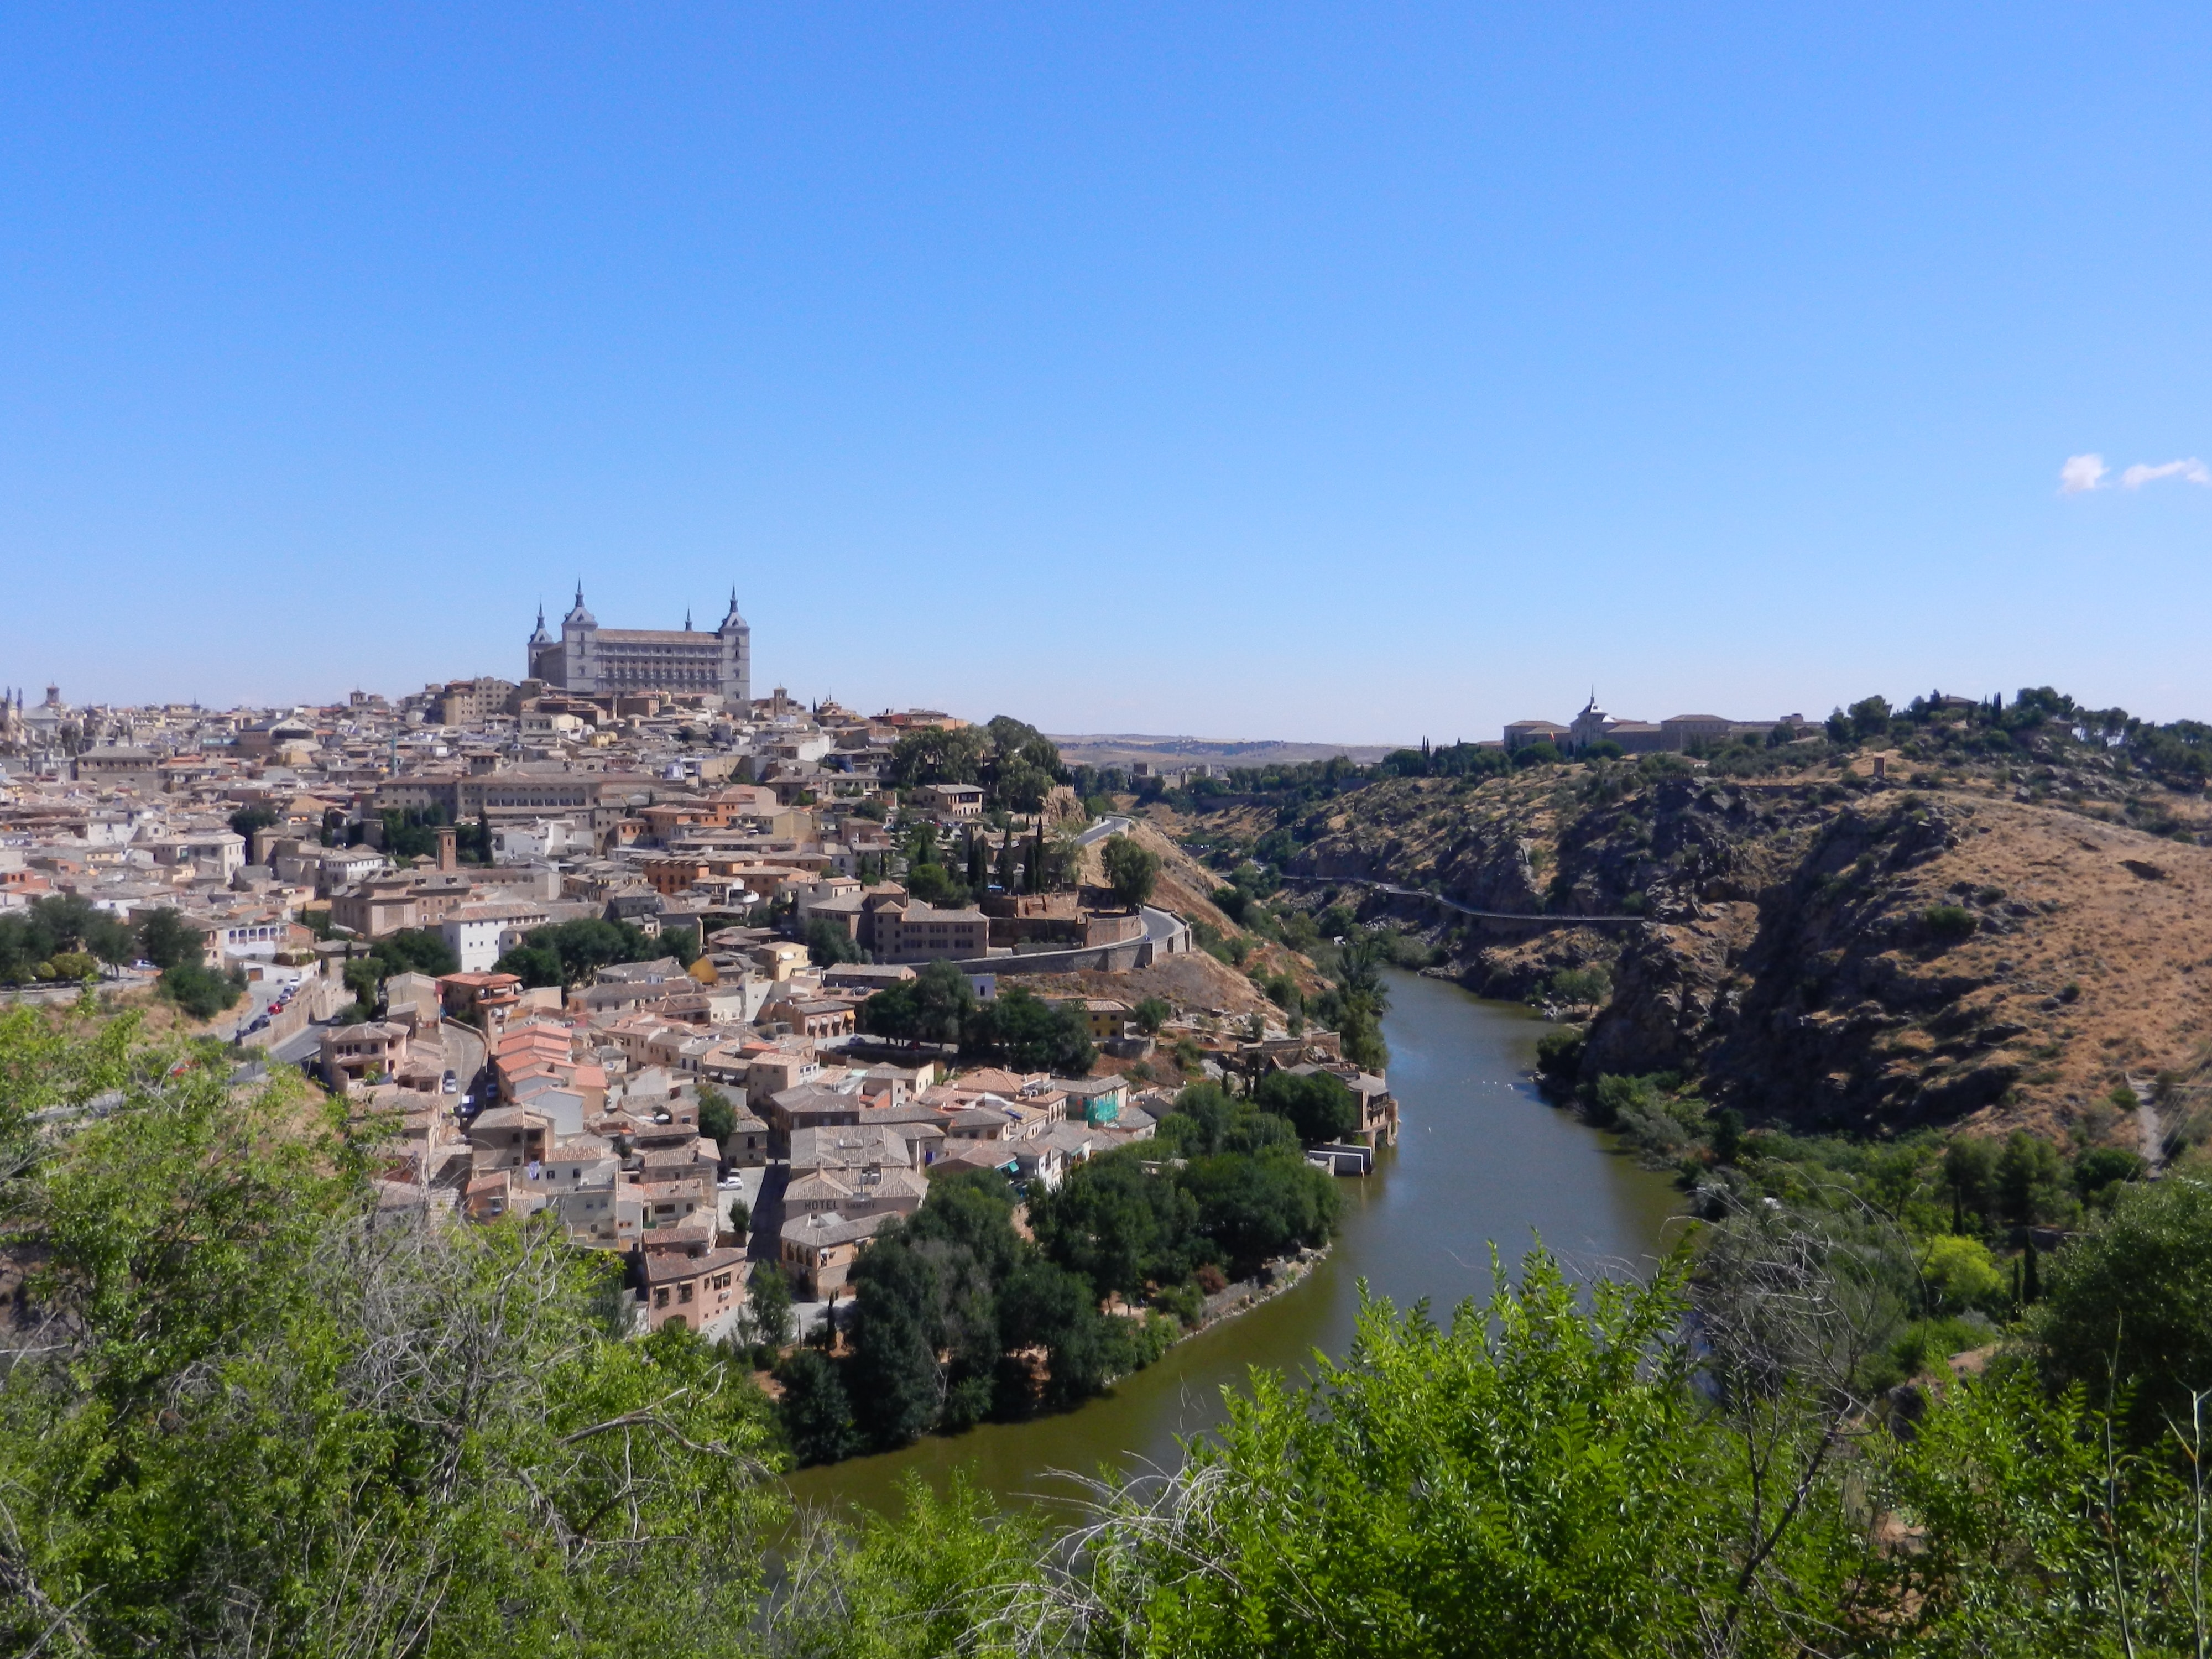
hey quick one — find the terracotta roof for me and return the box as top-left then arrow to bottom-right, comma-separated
640,1246 -> 745,1284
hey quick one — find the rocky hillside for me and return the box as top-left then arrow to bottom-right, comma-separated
1165,735 -> 2212,1145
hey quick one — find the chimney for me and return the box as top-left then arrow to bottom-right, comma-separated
436,826 -> 458,872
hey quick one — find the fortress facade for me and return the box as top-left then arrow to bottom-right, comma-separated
526,586 -> 751,703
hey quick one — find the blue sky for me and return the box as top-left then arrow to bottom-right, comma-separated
2,4 -> 2208,742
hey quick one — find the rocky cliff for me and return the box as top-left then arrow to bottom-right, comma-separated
1253,759 -> 2210,1141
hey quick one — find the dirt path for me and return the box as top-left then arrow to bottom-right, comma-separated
2127,1073 -> 2166,1176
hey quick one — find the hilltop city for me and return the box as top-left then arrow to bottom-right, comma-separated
0,588 -> 1397,1363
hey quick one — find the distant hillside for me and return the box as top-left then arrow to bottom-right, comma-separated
1147,691 -> 2212,1147
1052,732 -> 1402,769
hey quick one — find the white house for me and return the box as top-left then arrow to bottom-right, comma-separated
441,899 -> 553,973
493,817 -> 593,865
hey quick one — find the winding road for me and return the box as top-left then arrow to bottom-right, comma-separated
1276,872 -> 1648,927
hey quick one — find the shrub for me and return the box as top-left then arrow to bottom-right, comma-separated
158,962 -> 246,1020
2036,1177 -> 2212,1445
2072,1146 -> 2145,1205
1922,904 -> 1978,943
1535,1026 -> 1585,1092
1864,1314 -> 1995,1394
1919,1234 -> 2004,1315
1548,966 -> 1611,1005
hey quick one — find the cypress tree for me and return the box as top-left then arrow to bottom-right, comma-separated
2022,1237 -> 2041,1303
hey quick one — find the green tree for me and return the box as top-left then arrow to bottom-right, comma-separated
1100,834 -> 1162,910
992,760 -> 1055,814
492,917 -> 661,987
902,856 -> 970,907
904,1167 -> 1024,1284
748,1261 -> 795,1349
227,804 -> 279,848
888,725 -> 989,787
969,986 -> 1094,1074
1996,1130 -> 2069,1225
1918,1233 -> 2004,1315
1251,1068 -> 1360,1145
371,926 -> 460,979
803,917 -> 861,966
495,942 -> 564,988
156,961 -> 246,1019
1133,995 -> 1171,1036
997,1257 -> 1120,1407
1155,1082 -> 1298,1159
1176,1144 -> 1342,1276
773,1349 -> 859,1467
0,895 -> 137,979
135,905 -> 202,971
1943,1135 -> 2000,1228
697,1083 -> 737,1151
2034,1175 -> 2212,1446
860,959 -> 978,1045
846,1239 -> 947,1449
1030,1145 -> 1202,1303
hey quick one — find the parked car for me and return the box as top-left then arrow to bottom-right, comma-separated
442,1070 -> 458,1093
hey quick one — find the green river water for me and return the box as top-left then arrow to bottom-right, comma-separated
784,968 -> 1684,1520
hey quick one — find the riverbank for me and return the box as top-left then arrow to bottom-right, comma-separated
785,971 -> 1682,1519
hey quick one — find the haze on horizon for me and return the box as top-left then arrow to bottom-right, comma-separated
2,6 -> 2208,740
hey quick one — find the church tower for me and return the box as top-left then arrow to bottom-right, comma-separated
716,587 -> 752,707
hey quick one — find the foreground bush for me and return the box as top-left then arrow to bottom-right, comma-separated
4,1008 -> 2209,1656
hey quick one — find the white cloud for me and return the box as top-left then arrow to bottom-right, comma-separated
2058,452 -> 2108,494
2120,457 -> 2210,489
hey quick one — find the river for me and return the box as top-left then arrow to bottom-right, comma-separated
783,969 -> 1683,1519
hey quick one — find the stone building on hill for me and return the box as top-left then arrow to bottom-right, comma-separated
526,585 -> 751,705
1504,695 -> 1798,756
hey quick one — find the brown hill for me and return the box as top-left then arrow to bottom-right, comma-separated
1165,755 -> 2210,1146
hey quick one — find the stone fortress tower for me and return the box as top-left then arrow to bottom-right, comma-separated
527,586 -> 750,704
